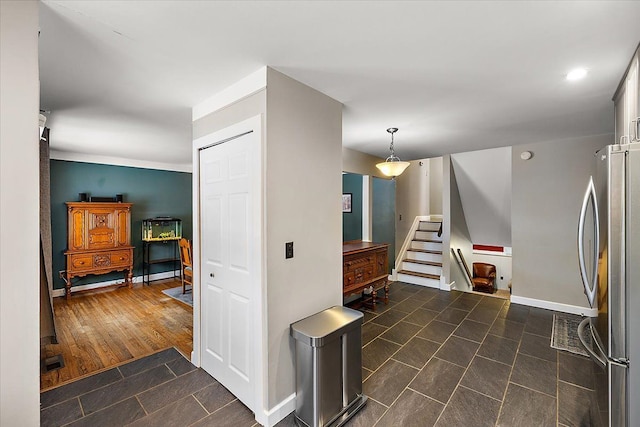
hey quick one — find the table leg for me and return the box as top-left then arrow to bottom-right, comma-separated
65,272 -> 72,300
384,280 -> 389,304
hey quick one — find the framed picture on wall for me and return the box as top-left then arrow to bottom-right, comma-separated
342,193 -> 352,213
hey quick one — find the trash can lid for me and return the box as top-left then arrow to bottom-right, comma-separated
290,306 -> 363,347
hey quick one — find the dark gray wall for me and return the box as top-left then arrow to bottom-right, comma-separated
372,176 -> 396,272
50,160 -> 192,290
342,173 -> 363,241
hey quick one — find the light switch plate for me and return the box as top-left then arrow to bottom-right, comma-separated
285,242 -> 294,259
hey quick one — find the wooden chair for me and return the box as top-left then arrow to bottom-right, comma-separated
178,238 -> 193,294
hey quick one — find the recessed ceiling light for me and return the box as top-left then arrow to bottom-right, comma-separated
566,68 -> 588,81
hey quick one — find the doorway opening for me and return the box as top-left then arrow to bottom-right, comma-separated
40,279 -> 193,391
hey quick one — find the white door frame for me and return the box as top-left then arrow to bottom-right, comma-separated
192,114 -> 266,424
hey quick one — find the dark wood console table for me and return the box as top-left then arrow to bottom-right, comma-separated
343,241 -> 389,306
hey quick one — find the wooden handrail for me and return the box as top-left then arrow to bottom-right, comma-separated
457,248 -> 473,282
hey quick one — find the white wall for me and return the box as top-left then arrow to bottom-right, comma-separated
193,89 -> 266,141
342,146 -> 385,177
0,1 -> 41,425
192,68 -> 343,421
193,86 -> 268,417
451,147 -> 512,247
265,68 -> 343,408
395,159 -> 430,256
511,134 -> 611,309
394,156 -> 443,261
395,157 -> 445,259
429,157 -> 443,215
443,155 -> 473,290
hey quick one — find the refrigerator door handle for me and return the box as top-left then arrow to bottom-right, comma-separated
577,177 -> 599,308
577,317 -> 606,369
630,118 -> 639,142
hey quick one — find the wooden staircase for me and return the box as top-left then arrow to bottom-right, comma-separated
397,221 -> 442,288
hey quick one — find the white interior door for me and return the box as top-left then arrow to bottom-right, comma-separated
199,126 -> 260,412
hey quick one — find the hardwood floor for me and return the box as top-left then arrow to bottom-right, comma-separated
40,279 -> 192,391
494,289 -> 511,299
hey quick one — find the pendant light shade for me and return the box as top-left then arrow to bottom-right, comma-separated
376,160 -> 410,177
376,128 -> 410,177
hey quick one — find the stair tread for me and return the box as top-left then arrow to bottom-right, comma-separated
413,238 -> 442,243
407,249 -> 442,254
398,270 -> 440,280
403,259 -> 442,267
418,221 -> 442,229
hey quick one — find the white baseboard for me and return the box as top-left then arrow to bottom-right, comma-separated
510,295 -> 597,317
440,280 -> 453,291
52,270 -> 180,298
257,393 -> 295,427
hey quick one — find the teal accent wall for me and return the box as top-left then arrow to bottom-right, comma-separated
372,177 -> 396,272
50,160 -> 192,290
342,173 -> 363,241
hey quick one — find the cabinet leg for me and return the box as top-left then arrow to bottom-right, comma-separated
372,287 -> 377,307
384,281 -> 389,304
65,273 -> 72,300
126,269 -> 133,288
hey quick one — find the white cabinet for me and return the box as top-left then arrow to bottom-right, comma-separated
614,45 -> 640,144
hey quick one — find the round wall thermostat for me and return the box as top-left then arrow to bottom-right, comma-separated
520,151 -> 533,160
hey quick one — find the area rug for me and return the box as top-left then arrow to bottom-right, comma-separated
161,286 -> 193,307
551,313 -> 590,357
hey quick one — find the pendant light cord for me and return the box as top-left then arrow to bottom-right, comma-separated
389,132 -> 395,157
386,127 -> 399,161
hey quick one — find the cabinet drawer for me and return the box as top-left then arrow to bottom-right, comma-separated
343,255 -> 373,272
363,264 -> 375,280
110,250 -> 131,267
376,251 -> 388,276
344,272 -> 355,286
68,250 -> 131,272
69,254 -> 93,271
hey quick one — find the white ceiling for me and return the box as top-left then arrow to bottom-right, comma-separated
39,1 -> 640,168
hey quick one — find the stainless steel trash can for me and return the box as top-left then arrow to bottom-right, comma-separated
290,306 -> 367,427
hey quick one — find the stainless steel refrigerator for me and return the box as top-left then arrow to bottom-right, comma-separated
577,141 -> 639,427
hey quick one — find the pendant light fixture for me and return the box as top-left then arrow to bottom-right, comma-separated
376,127 -> 410,177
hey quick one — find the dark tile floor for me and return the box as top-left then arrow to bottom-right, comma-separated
280,283 -> 603,427
41,282 -> 602,427
40,347 -> 258,427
